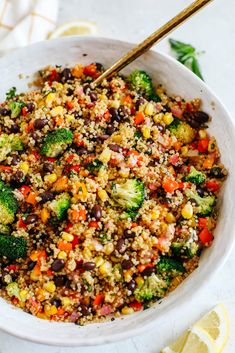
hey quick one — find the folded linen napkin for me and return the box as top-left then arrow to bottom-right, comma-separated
0,0 -> 58,51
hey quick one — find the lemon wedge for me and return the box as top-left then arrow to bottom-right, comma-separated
161,304 -> 229,353
196,304 -> 229,353
48,20 -> 98,39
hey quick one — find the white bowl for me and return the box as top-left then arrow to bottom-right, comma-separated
0,37 -> 235,346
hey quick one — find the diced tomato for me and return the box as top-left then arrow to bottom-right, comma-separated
64,223 -> 73,233
185,102 -> 193,113
46,157 -> 57,163
103,110 -> 111,122
6,265 -> 19,271
47,269 -> 54,277
198,217 -> 208,229
83,63 -> 99,78
32,151 -> 40,160
162,177 -> 180,193
171,106 -> 183,118
72,235 -> 79,248
134,112 -> 145,125
18,219 -> 27,228
18,185 -> 31,198
49,69 -> 59,85
66,154 -> 75,163
88,221 -> 99,229
199,227 -> 214,245
66,101 -> 74,110
129,301 -> 143,311
169,154 -> 179,166
198,137 -> 209,153
22,106 -> 28,116
205,180 -> 220,192
70,165 -> 80,173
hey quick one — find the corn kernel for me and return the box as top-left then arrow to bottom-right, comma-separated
19,161 -> 29,174
136,276 -> 144,287
30,271 -> 40,282
36,288 -> 47,302
20,289 -> 28,302
104,243 -> 114,255
112,135 -> 121,143
61,232 -> 74,242
99,148 -> 111,164
98,189 -> 108,202
51,106 -> 64,117
37,313 -> 47,320
54,82 -> 63,90
44,304 -> 58,316
41,208 -> 50,224
61,297 -> 71,307
110,256 -> 120,263
66,114 -> 75,123
124,269 -> 133,282
199,129 -> 207,139
142,126 -> 151,139
45,92 -> 56,106
83,248 -> 92,259
153,113 -> 163,123
58,251 -> 67,260
166,212 -> 176,223
119,168 -> 130,178
181,146 -> 188,156
121,306 -> 134,315
43,281 -> 56,293
44,173 -> 57,183
99,261 -> 112,276
151,210 -> 158,220
145,102 -> 154,116
94,256 -> 104,267
163,112 -> 174,125
98,167 -> 108,180
181,202 -> 193,219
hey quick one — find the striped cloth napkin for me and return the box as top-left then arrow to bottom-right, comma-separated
0,0 -> 58,52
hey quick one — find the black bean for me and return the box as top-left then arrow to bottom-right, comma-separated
156,123 -> 165,133
27,102 -> 35,112
54,275 -> 67,287
95,62 -> 104,71
126,279 -> 136,292
196,185 -> 205,197
116,238 -> 125,253
11,154 -> 20,166
108,144 -> 122,153
106,124 -> 116,135
118,105 -> 130,118
83,83 -> 91,94
98,134 -> 109,141
28,261 -> 36,270
193,111 -> 209,123
51,259 -> 65,272
11,124 -> 19,133
30,131 -> 38,141
51,298 -> 62,308
142,266 -> 155,277
89,91 -> 98,102
13,170 -> 24,184
123,230 -> 136,239
25,214 -> 38,225
61,68 -> 73,82
75,147 -> 88,156
83,262 -> 96,271
43,162 -> 54,173
90,204 -> 102,220
67,87 -> 74,96
80,304 -> 90,316
209,167 -> 225,179
121,259 -> 133,270
109,107 -> 121,122
24,175 -> 31,185
0,108 -> 10,116
135,97 -> 145,110
39,191 -> 54,203
34,118 -> 48,129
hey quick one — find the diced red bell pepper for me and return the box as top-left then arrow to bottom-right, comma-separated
199,227 -> 214,245
70,165 -> 80,173
49,69 -> 59,85
88,221 -> 99,229
198,138 -> 209,153
46,157 -> 57,163
198,217 -> 208,229
66,154 -> 75,164
6,265 -> 19,271
18,185 -> 31,198
72,235 -> 79,248
83,64 -> 99,78
129,301 -> 143,311
205,180 -> 220,192
93,294 -> 104,306
134,112 -> 145,125
22,106 -> 28,116
64,223 -> 73,233
18,219 -> 27,228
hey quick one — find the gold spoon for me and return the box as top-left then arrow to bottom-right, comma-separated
93,0 -> 213,86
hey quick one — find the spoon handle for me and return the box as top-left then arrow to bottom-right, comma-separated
93,0 -> 213,86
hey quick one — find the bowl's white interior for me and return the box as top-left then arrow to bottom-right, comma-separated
0,37 -> 235,346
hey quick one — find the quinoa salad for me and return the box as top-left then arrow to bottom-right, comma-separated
0,63 -> 227,324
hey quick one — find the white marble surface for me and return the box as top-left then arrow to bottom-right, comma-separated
1,0 -> 235,352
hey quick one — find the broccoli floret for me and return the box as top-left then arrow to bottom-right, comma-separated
0,224 -> 11,235
168,118 -> 196,144
111,179 -> 145,211
134,274 -> 168,302
6,87 -> 17,100
0,134 -> 24,162
9,101 -> 25,118
185,188 -> 216,216
128,70 -> 160,102
49,192 -> 71,220
171,240 -> 199,259
0,234 -> 27,260
0,181 -> 18,224
6,282 -> 21,300
86,159 -> 103,174
156,256 -> 185,277
40,128 -> 73,157
185,166 -> 206,184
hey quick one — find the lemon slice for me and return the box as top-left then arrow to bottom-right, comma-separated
48,20 -> 98,39
196,304 -> 229,353
161,330 -> 189,353
181,326 -> 217,353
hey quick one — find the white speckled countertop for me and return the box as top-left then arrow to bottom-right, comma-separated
1,0 -> 235,352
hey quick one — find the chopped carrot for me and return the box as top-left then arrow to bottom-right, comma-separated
137,263 -> 153,273
93,294 -> 104,306
0,165 -> 12,172
58,241 -> 72,251
134,112 -> 145,125
103,110 -> 111,122
19,185 -> 31,198
198,137 -> 209,153
30,250 -> 47,262
56,307 -> 65,316
203,153 -> 215,169
53,176 -> 68,192
122,95 -> 132,106
71,209 -> 87,222
26,191 -> 38,205
72,64 -> 84,78
55,116 -> 65,126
